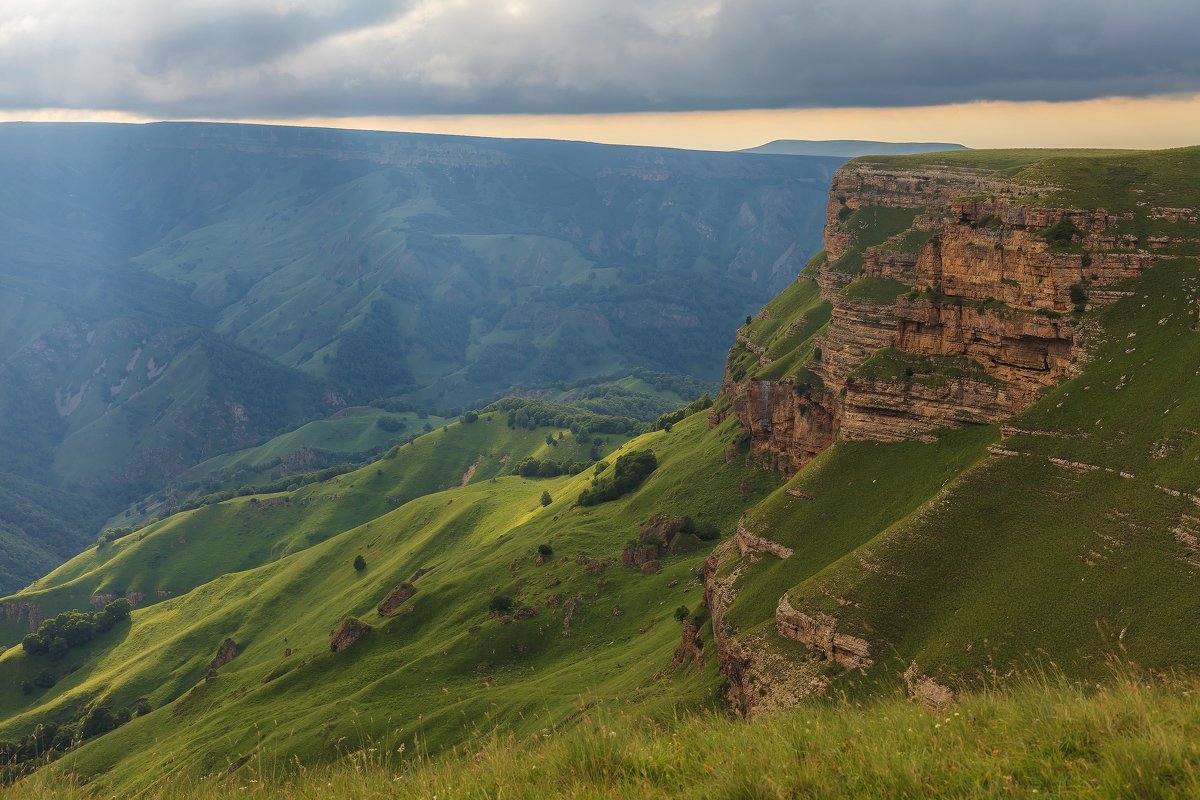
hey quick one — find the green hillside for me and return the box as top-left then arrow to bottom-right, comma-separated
0,121 -> 839,592
0,405 -> 776,792
10,671 -> 1197,799
1,402 -> 639,645
2,145 -> 1200,796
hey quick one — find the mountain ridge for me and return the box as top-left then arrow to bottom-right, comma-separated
1,144 -> 1199,794
0,121 -> 840,592
740,139 -> 967,158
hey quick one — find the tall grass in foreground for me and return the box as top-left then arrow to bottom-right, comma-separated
7,671 -> 1200,799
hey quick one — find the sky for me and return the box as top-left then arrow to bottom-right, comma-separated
2,0 -> 1199,150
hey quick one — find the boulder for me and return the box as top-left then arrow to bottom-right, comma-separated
208,638 -> 239,670
377,583 -> 417,616
329,617 -> 372,653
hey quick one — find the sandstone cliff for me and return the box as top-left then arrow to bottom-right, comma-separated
723,160 -> 1159,471
704,155 -> 1168,712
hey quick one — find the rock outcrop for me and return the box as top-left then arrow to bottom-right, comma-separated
724,160 -> 1160,474
775,596 -> 873,670
377,583 -> 417,616
903,662 -> 956,710
0,601 -> 44,633
735,519 -> 794,560
329,617 -> 372,653
208,638 -> 240,670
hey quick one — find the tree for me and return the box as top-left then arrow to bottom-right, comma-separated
538,544 -> 554,557
540,491 -> 553,507
353,554 -> 367,572
578,450 -> 658,506
674,606 -> 690,622
81,705 -> 117,739
47,637 -> 69,662
22,633 -> 48,656
105,598 -> 132,622
33,670 -> 56,689
488,595 -> 514,614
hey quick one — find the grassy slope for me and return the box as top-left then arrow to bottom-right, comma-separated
10,672 -> 1200,799
728,276 -> 831,385
0,411 -> 779,792
103,407 -> 448,530
0,414 -> 623,645
714,146 -> 1200,697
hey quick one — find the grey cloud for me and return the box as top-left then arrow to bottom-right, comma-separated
1,0 -> 1198,117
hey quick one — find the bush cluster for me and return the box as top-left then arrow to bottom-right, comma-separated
653,394 -> 713,431
486,398 -> 643,438
578,450 -> 658,506
21,599 -> 131,662
515,458 -> 593,478
0,697 -> 150,781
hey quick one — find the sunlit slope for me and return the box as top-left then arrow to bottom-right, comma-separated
0,409 -> 777,791
0,412 -> 629,645
103,406 -> 446,534
0,120 -> 838,590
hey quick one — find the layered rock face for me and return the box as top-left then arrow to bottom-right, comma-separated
704,159 -> 1164,709
726,161 -> 1158,469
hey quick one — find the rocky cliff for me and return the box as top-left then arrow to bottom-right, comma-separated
722,160 -> 1160,470
704,153 -> 1175,713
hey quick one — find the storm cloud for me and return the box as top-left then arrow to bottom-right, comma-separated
2,0 -> 1199,117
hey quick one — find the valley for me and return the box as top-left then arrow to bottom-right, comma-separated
1,144 -> 1199,795
0,122 -> 838,593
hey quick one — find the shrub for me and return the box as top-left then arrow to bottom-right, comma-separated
540,491 -> 553,507
674,606 -> 690,622
33,670 -> 56,689
22,633 -> 48,656
353,555 -> 367,572
81,705 -> 117,739
376,416 -> 405,433
538,544 -> 554,557
1044,219 -> 1082,249
47,637 -> 69,662
488,595 -> 514,614
1069,282 -> 1089,312
578,450 -> 658,506
462,410 -> 479,423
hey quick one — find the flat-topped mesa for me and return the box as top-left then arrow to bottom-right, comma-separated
726,158 -> 1162,472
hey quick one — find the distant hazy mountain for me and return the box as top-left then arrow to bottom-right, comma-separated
0,121 -> 841,591
740,139 -> 967,158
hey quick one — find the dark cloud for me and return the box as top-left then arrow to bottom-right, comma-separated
1,0 -> 1198,117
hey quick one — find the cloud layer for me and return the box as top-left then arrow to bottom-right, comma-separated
3,0 -> 1199,117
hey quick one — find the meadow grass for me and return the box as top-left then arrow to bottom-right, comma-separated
7,669 -> 1199,799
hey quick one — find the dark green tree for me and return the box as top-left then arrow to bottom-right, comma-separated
488,595 -> 514,614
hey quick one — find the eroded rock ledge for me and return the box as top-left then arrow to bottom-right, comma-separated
724,160 -> 1159,473
775,595 -> 873,670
